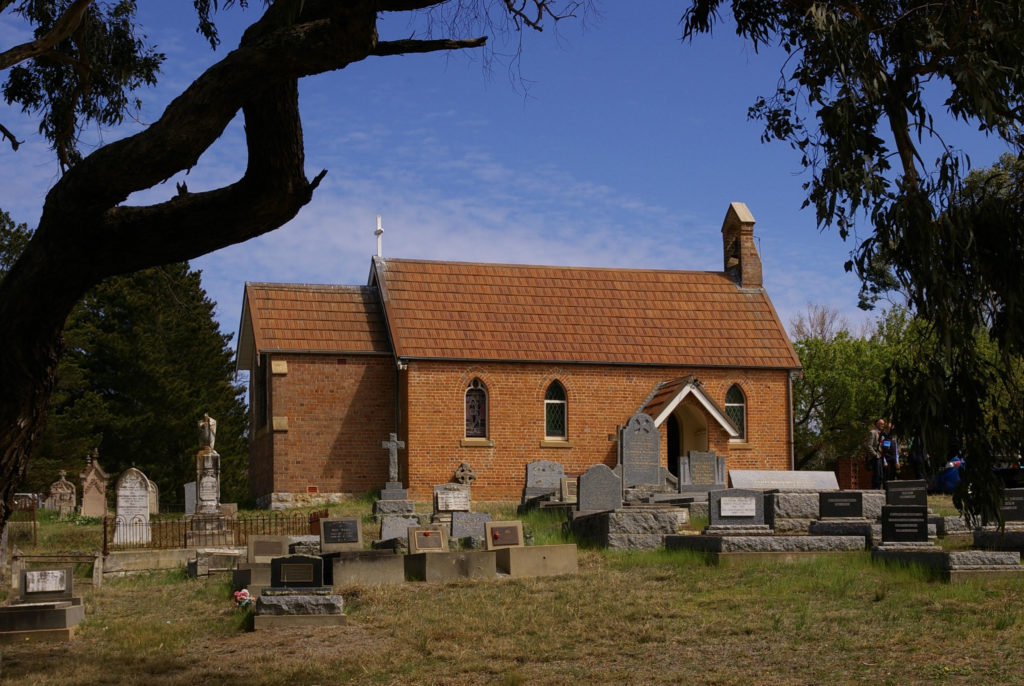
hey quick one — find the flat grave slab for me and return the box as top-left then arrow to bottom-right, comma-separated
404,550 -> 497,581
495,544 -> 577,578
665,534 -> 864,564
729,470 -> 839,491
327,550 -> 405,586
871,548 -> 1023,583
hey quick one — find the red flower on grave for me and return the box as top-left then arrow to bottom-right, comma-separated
493,532 -> 500,539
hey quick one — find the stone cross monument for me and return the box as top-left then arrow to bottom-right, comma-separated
382,432 -> 405,485
373,433 -> 413,516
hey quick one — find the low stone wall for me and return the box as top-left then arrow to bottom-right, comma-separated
103,548 -> 245,577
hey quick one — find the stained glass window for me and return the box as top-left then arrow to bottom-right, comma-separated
725,384 -> 746,440
545,381 -> 567,439
465,378 -> 487,438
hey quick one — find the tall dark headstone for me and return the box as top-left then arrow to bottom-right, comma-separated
819,492 -> 864,519
620,413 -> 660,488
881,505 -> 929,543
884,480 -> 928,507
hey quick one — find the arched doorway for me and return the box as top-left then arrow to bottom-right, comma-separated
668,404 -> 708,474
667,415 -> 681,477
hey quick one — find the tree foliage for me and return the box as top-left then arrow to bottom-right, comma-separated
27,263 -> 249,505
683,1 -> 1024,521
0,0 -> 585,529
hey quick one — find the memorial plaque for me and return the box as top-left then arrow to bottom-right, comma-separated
18,566 -> 74,603
379,515 -> 421,543
320,517 -> 363,553
885,480 -> 928,507
719,496 -> 757,517
408,526 -> 448,554
820,492 -> 864,519
1002,488 -> 1024,522
708,489 -> 765,528
434,484 -> 471,512
269,554 -> 324,588
678,451 -> 727,493
577,464 -> 621,512
248,535 -> 290,564
881,505 -> 929,543
690,457 -> 716,484
485,521 -> 525,551
621,413 -> 661,488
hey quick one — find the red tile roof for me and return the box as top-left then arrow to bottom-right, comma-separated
237,283 -> 390,367
373,258 -> 800,369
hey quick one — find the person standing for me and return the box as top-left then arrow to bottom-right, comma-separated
908,431 -> 928,481
865,418 -> 886,489
881,421 -> 900,481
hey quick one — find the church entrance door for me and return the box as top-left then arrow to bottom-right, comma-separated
668,404 -> 708,473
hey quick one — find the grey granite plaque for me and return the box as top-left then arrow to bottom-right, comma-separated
885,480 -> 928,507
729,470 -> 839,491
678,451 -> 727,493
320,517 -> 363,553
621,413 -> 660,488
881,505 -> 929,543
248,535 -> 291,564
379,515 -> 421,543
820,492 -> 864,519
577,464 -> 621,512
708,489 -> 765,527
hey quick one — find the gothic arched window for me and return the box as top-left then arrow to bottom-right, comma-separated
725,384 -> 746,440
545,381 -> 568,439
465,378 -> 488,438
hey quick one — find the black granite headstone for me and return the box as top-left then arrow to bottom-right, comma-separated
270,554 -> 324,588
881,505 -> 929,543
1001,488 -> 1024,522
884,480 -> 928,507
819,491 -> 864,519
322,519 -> 360,544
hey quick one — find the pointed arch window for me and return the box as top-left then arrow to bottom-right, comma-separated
465,378 -> 488,438
545,381 -> 568,439
725,384 -> 746,441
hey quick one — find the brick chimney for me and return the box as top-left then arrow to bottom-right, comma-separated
721,202 -> 762,289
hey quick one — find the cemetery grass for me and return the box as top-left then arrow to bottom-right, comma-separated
5,504 -> 1024,684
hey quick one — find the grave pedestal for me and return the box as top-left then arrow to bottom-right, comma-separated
404,551 -> 497,581
327,550 -> 405,586
185,514 -> 232,547
495,544 -> 578,578
253,588 -> 346,629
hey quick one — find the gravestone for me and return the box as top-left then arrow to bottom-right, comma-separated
885,480 -> 928,507
46,471 -> 76,518
374,433 -> 414,515
1002,488 -> 1024,523
819,492 -> 864,519
255,555 -> 344,629
147,478 -> 160,515
560,477 -> 578,504
112,467 -> 151,544
881,505 -> 930,543
453,462 -> 477,485
247,535 -> 291,564
188,413 -> 231,545
729,470 -> 839,491
577,464 -> 622,512
184,481 -> 196,515
620,413 -> 660,488
379,515 -> 422,545
706,489 -> 769,534
0,565 -> 84,642
320,518 -> 363,554
408,526 -> 449,554
485,521 -> 525,551
523,460 -> 565,500
434,483 -> 472,513
451,511 -> 491,547
78,451 -> 108,517
678,451 -> 727,494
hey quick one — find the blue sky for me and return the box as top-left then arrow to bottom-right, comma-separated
0,2 -> 1013,346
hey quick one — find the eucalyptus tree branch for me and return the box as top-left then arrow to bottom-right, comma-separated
0,0 -> 93,70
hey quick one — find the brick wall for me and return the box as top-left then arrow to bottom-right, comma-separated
401,361 -> 794,500
248,352 -> 396,502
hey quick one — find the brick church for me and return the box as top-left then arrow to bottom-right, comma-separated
236,203 -> 801,507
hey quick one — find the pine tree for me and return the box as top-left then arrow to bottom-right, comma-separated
28,263 -> 249,507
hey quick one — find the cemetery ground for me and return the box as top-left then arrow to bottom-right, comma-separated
3,498 -> 1024,685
